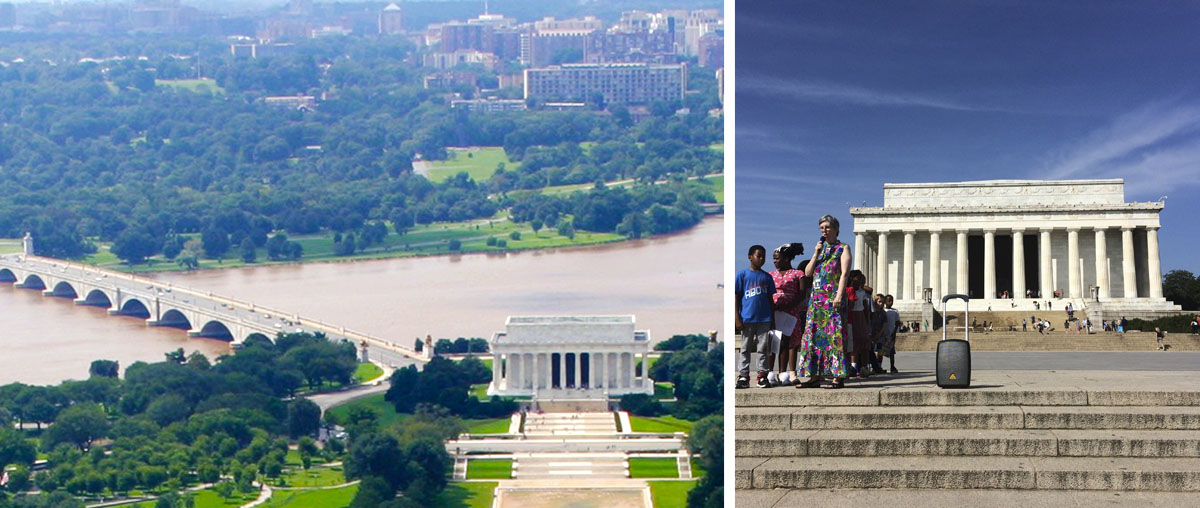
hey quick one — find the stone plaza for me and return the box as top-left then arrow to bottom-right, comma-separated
849,179 -> 1181,320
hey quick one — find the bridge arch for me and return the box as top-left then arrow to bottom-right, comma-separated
81,289 -> 112,307
119,299 -> 151,319
196,320 -> 234,341
50,281 -> 78,298
0,268 -> 15,282
20,274 -> 45,290
158,309 -> 192,329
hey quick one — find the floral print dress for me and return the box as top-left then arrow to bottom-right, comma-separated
800,241 -> 846,378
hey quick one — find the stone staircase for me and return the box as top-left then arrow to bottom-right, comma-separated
513,452 -> 629,480
895,330 -> 1200,351
523,412 -> 618,436
736,371 -> 1200,497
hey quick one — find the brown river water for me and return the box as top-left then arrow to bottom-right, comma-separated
0,217 -> 722,385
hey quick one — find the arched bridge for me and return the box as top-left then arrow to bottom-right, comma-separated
0,254 -> 426,367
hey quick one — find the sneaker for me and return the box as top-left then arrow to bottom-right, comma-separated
735,376 -> 749,389
756,373 -> 769,388
890,367 -> 899,374
767,372 -> 779,386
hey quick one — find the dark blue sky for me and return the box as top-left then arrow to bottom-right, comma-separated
735,1 -> 1200,275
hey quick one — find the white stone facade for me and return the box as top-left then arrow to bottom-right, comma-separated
487,315 -> 654,398
850,180 -> 1180,315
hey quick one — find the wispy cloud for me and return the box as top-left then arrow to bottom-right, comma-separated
1043,100 -> 1200,193
739,74 -> 1006,112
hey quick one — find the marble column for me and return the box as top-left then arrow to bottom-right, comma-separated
598,352 -> 607,389
1148,227 -> 1163,299
558,353 -> 567,389
854,233 -> 865,272
1068,228 -> 1081,298
1122,227 -> 1137,298
532,353 -> 540,390
628,353 -> 636,389
1012,229 -> 1025,300
956,230 -> 968,297
983,231 -> 996,299
929,231 -> 941,303
902,231 -> 915,301
574,353 -> 581,388
876,232 -> 889,296
1040,229 -> 1052,298
1094,229 -> 1109,299
492,353 -> 501,389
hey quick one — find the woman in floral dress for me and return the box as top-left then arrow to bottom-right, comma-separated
797,215 -> 853,389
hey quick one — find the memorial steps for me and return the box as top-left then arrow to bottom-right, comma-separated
512,452 -> 630,480
734,372 -> 1200,500
894,330 -> 1200,351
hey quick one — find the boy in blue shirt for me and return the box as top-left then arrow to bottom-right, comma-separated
735,245 -> 776,388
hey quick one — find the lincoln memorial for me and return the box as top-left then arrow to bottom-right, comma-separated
486,315 -> 655,398
850,179 -> 1181,319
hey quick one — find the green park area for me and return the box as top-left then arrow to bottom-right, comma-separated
0,239 -> 19,254
629,415 -> 694,433
156,78 -> 225,94
353,362 -> 384,383
324,392 -> 507,434
649,480 -> 699,508
629,458 -> 679,479
424,147 -> 520,183
466,459 -> 512,480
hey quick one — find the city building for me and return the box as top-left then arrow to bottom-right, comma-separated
486,315 -> 654,398
378,2 -> 402,35
450,98 -> 527,112
424,50 -> 498,70
849,179 -> 1182,319
697,32 -> 723,68
524,63 -> 687,105
584,29 -> 677,64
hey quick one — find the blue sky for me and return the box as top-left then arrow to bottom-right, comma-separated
735,1 -> 1200,275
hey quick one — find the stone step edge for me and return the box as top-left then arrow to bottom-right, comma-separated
734,429 -> 1200,457
735,390 -> 1200,407
735,456 -> 1200,491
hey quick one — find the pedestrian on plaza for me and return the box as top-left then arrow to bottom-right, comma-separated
868,293 -> 887,374
1120,316 -> 1128,333
735,244 -> 775,389
1022,318 -> 1027,331
797,215 -> 851,389
1156,327 -> 1167,350
768,243 -> 806,386
1192,317 -> 1199,335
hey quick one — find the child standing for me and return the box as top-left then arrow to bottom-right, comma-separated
736,245 -> 776,388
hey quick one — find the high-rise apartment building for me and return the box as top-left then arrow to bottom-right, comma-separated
524,63 -> 687,105
378,3 -> 403,35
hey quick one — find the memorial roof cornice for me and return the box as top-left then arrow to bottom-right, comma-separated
849,202 -> 1164,216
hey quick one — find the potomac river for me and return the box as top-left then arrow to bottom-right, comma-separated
0,217 -> 721,385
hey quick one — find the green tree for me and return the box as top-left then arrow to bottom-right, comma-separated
111,229 -> 159,264
240,236 -> 257,263
45,403 -> 108,451
1163,270 -> 1199,310
88,359 -> 120,378
201,227 -> 230,260
287,399 -> 321,438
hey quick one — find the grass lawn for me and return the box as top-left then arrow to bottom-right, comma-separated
273,466 -> 345,487
262,484 -> 357,508
649,480 -> 698,508
629,458 -> 679,479
464,418 -> 510,434
130,488 -> 259,507
156,78 -> 224,94
470,383 -> 490,401
434,482 -> 497,508
325,393 -> 409,429
694,174 -> 724,204
629,415 -> 693,433
654,382 -> 675,400
0,239 -> 19,254
425,147 -> 519,183
353,362 -> 383,383
466,459 -> 512,479
691,458 -> 706,478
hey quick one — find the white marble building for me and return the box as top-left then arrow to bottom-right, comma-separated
487,315 -> 655,398
850,179 -> 1181,317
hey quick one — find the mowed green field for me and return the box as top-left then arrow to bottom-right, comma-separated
466,459 -> 512,479
262,484 -> 357,507
629,415 -> 694,433
649,480 -> 698,508
0,239 -> 19,254
629,458 -> 679,478
437,482 -> 497,508
425,147 -> 519,183
156,78 -> 225,94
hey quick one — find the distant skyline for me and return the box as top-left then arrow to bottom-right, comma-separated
736,1 -> 1200,275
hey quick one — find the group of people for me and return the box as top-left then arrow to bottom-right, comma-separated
735,215 -> 902,390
